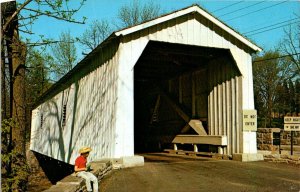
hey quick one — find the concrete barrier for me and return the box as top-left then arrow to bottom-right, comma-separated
232,153 -> 264,162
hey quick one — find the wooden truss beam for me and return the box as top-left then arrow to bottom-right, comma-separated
159,89 -> 207,135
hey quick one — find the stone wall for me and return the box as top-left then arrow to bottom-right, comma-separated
281,131 -> 300,145
257,128 -> 280,151
257,128 -> 300,151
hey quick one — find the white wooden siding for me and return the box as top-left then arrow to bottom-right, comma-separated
30,43 -> 119,164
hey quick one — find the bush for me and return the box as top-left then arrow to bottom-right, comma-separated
1,119 -> 30,192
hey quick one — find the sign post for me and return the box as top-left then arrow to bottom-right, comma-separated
243,110 -> 257,131
284,116 -> 300,155
291,131 -> 293,155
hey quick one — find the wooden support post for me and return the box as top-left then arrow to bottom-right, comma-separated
218,146 -> 223,154
174,144 -> 178,151
193,144 -> 198,152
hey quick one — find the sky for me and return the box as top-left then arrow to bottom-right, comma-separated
17,0 -> 300,60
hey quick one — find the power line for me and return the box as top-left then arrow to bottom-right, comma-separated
225,1 -> 288,22
244,18 -> 300,35
212,1 -> 244,13
253,53 -> 300,63
241,15 -> 293,32
246,20 -> 299,36
243,18 -> 299,34
217,1 -> 265,17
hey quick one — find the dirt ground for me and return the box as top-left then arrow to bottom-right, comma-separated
27,150 -> 300,192
27,170 -> 52,192
100,153 -> 300,192
26,147 -> 53,192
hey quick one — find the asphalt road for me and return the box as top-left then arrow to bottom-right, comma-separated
100,153 -> 300,192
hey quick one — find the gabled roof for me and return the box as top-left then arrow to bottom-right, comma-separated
34,4 -> 262,108
114,4 -> 262,52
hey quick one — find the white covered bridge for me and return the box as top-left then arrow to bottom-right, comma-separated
30,5 -> 263,165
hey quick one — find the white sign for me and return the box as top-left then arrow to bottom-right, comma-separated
243,110 -> 257,131
284,116 -> 300,131
284,117 -> 300,124
284,124 -> 300,131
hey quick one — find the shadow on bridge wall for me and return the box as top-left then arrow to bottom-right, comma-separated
32,151 -> 74,184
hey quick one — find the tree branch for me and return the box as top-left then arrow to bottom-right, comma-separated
2,0 -> 33,34
22,7 -> 85,24
26,40 -> 75,47
18,28 -> 34,35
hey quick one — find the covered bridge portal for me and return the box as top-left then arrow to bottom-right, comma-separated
134,41 -> 240,155
30,5 -> 262,165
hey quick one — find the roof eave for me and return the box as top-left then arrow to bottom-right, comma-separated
115,5 -> 262,52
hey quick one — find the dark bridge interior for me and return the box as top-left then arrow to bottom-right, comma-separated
134,41 -> 226,81
134,41 -> 230,153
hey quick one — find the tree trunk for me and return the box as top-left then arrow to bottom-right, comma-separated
1,56 -> 7,119
11,29 -> 27,155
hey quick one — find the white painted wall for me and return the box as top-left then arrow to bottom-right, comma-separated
30,44 -> 119,164
114,35 -> 149,158
243,132 -> 257,153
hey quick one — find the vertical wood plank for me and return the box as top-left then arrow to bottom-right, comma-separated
188,13 -> 194,45
237,76 -> 243,153
231,76 -> 236,154
218,74 -> 222,135
213,63 -> 218,135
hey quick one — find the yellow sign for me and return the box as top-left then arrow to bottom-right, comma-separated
243,110 -> 257,131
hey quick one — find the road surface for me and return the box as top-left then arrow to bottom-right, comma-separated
100,153 -> 300,192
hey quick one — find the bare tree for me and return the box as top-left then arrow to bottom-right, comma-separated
77,0 -> 161,54
280,20 -> 300,78
117,0 -> 161,28
253,51 -> 282,127
51,31 -> 77,81
77,19 -> 113,53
